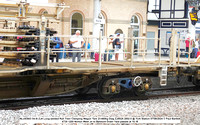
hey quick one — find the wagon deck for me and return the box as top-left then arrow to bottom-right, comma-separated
0,60 -> 199,75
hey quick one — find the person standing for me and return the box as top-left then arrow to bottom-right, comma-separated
185,36 -> 191,58
109,35 -> 115,49
70,30 -> 85,62
198,38 -> 200,49
109,33 -> 123,61
52,37 -> 63,62
194,38 -> 199,58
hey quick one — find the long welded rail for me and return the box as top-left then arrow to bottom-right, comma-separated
1,86 -> 200,110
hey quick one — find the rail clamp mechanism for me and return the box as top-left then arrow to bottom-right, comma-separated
159,66 -> 168,86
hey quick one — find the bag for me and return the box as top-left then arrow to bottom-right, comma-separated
190,49 -> 195,58
55,43 -> 60,48
83,43 -> 91,49
95,53 -> 99,61
114,38 -> 121,49
192,41 -> 195,48
95,53 -> 103,61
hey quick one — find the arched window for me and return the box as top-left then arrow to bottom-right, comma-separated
99,13 -> 105,36
71,12 -> 83,35
39,9 -> 48,15
115,29 -> 123,34
130,15 -> 140,37
130,15 -> 140,52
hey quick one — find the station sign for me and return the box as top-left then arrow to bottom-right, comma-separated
94,18 -> 105,24
190,12 -> 198,25
190,12 -> 198,21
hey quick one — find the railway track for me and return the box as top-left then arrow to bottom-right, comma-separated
147,86 -> 200,99
0,86 -> 200,110
0,93 -> 100,110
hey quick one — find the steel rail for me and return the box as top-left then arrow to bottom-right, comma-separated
1,86 -> 200,110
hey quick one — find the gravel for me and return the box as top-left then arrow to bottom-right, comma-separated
0,95 -> 200,125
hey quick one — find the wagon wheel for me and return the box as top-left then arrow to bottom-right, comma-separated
97,77 -> 114,99
190,73 -> 200,87
133,85 -> 146,96
193,78 -> 200,87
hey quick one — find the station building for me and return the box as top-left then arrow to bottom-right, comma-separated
0,0 -> 160,53
31,0 -> 152,50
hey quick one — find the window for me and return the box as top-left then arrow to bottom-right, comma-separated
39,9 -> 48,15
115,29 -> 123,34
160,0 -> 185,19
147,32 -> 155,50
130,15 -> 140,37
71,12 -> 83,35
41,10 -> 48,15
131,15 -> 139,24
130,15 -> 140,51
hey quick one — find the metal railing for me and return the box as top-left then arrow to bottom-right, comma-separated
0,33 -> 199,72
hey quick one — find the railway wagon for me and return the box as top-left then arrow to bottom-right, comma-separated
0,0 -> 199,99
0,29 -> 200,99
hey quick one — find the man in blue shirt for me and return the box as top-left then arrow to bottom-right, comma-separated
52,37 -> 63,62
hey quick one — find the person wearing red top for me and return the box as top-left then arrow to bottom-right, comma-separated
185,36 -> 192,58
197,49 -> 200,58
